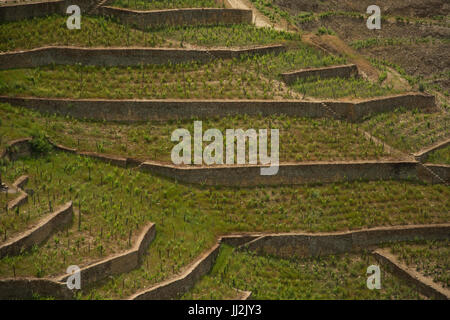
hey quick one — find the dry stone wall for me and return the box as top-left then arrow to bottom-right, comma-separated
281,64 -> 358,84
0,138 -> 32,161
373,249 -> 450,300
0,278 -> 72,299
0,45 -> 285,69
414,138 -> 450,163
0,201 -> 73,259
0,0 -> 96,22
57,222 -> 156,287
99,6 -> 252,29
130,243 -> 220,300
139,161 -> 419,186
0,93 -> 435,123
240,224 -> 450,258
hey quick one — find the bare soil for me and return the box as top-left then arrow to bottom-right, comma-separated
313,16 -> 450,81
298,16 -> 450,79
360,42 -> 450,80
275,0 -> 450,19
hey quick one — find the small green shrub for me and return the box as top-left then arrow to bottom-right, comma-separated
29,131 -> 52,155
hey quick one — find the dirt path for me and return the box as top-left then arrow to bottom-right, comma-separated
226,0 -> 412,91
225,0 -> 288,30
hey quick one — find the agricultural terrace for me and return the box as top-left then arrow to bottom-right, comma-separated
182,245 -> 423,299
0,104 -> 402,163
111,0 -> 223,10
0,151 -> 448,299
0,0 -> 448,301
0,15 -> 305,51
384,240 -> 449,288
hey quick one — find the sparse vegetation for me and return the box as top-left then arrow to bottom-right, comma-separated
111,0 -> 221,10
0,48 -> 345,100
0,150 -> 448,296
386,240 -> 449,288
0,0 -> 448,301
361,108 -> 449,153
183,245 -> 422,299
426,145 -> 450,165
0,15 -> 166,52
291,76 -> 401,99
0,103 -> 398,163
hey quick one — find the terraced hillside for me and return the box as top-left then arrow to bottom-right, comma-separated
0,0 -> 448,300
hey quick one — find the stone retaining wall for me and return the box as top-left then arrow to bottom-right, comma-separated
0,93 -> 435,123
139,161 -> 419,186
57,222 -> 156,287
0,201 -> 73,259
0,137 -> 32,161
414,138 -> 450,163
0,0 -> 95,22
416,163 -> 450,184
351,93 -> 435,120
99,6 -> 252,29
7,175 -> 29,211
129,223 -> 449,300
0,278 -> 72,299
50,140 -> 443,187
239,224 -> 450,258
2,223 -> 446,299
422,164 -> 450,183
373,249 -> 449,300
6,176 -> 29,212
130,243 -> 220,300
281,64 -> 358,85
12,175 -> 29,190
0,45 -> 285,69
7,191 -> 28,211
0,0 -> 63,22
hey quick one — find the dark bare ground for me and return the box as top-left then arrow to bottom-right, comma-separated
269,1 -> 450,93
275,0 -> 450,19
297,15 -> 450,82
360,42 -> 450,80
298,16 -> 450,42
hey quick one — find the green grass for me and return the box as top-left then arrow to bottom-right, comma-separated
182,245 -> 422,299
0,103 -> 399,163
386,240 -> 449,288
369,58 -> 424,88
0,187 -> 53,244
351,37 -> 449,50
316,26 -> 335,36
1,14 -> 309,51
426,145 -> 450,165
0,151 -> 447,298
0,47 -> 345,100
291,76 -> 401,99
111,0 -> 221,10
0,61 -> 287,100
0,15 -> 309,51
0,0 -> 54,5
154,24 -> 302,47
0,15 -> 166,52
249,0 -> 293,25
361,108 -> 450,153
